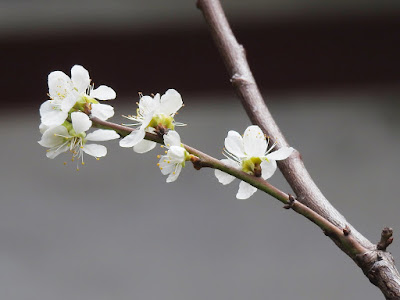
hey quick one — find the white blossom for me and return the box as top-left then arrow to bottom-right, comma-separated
40,65 -> 116,127
157,130 -> 190,182
38,112 -> 119,169
119,89 -> 185,153
215,125 -> 294,199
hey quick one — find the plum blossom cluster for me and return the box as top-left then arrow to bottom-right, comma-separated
40,65 -> 116,127
38,65 -> 120,169
38,112 -> 120,169
119,89 -> 185,153
215,125 -> 294,199
38,65 -> 294,197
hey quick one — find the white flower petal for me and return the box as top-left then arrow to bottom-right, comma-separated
38,125 -> 70,148
164,130 -> 181,148
168,146 -> 186,162
82,144 -> 107,157
71,65 -> 90,94
60,94 -> 78,112
39,123 -> 49,134
159,89 -> 183,115
214,159 -> 239,185
90,85 -> 116,100
215,170 -> 236,185
166,164 -> 182,182
40,100 -> 68,126
243,125 -> 267,157
119,129 -> 145,148
139,95 -> 159,115
266,147 -> 294,161
236,181 -> 258,200
224,130 -> 245,158
46,144 -> 69,159
133,140 -> 157,153
48,71 -> 73,101
91,103 -> 114,120
71,112 -> 92,134
260,160 -> 277,180
158,156 -> 175,175
86,129 -> 119,141
141,109 -> 154,129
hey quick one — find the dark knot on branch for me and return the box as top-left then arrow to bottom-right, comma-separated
343,225 -> 351,236
190,156 -> 213,170
283,194 -> 295,209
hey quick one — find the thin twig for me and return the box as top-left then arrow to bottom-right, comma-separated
377,227 -> 394,251
90,116 -> 366,258
196,0 -> 400,298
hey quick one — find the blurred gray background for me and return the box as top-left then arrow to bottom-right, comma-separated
1,0 -> 400,299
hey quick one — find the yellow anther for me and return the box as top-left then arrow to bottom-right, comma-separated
172,172 -> 176,174
157,163 -> 160,166
157,155 -> 161,158
96,157 -> 100,160
63,162 -> 67,165
71,158 -> 75,161
160,145 -> 164,148
160,167 -> 163,170
167,144 -> 170,147
163,160 -> 167,162
81,162 -> 85,165
165,151 -> 168,154
167,161 -> 170,164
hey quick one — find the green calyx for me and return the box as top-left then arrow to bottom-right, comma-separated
62,120 -> 73,132
242,157 -> 262,174
148,114 -> 175,130
183,149 -> 191,162
73,95 -> 99,112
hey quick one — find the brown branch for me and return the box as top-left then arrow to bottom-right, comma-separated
196,0 -> 400,298
91,116 -> 366,258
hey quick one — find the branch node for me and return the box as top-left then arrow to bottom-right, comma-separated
283,194 -> 295,209
343,225 -> 351,236
190,155 -> 212,170
377,227 -> 394,251
230,73 -> 254,86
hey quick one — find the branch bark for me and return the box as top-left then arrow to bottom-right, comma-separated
196,0 -> 400,298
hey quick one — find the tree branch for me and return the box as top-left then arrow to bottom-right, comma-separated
91,116 -> 366,259
196,0 -> 400,298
